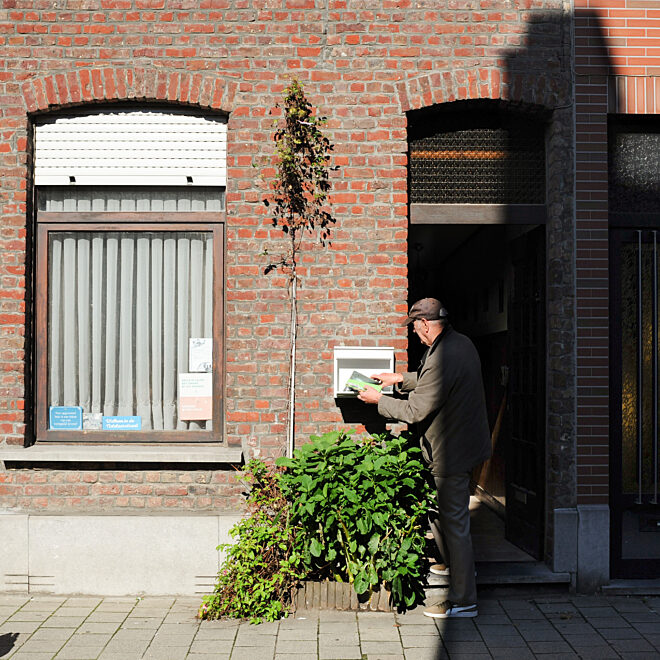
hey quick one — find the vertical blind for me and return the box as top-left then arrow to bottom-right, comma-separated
48,231 -> 213,431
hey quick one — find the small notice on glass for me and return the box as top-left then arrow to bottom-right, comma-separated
189,338 -> 212,373
179,373 -> 212,420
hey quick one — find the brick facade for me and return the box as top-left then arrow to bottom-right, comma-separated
0,2 -> 577,519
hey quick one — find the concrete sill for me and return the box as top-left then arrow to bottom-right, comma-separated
0,444 -> 243,464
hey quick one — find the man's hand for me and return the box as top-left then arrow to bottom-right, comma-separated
370,372 -> 403,388
358,385 -> 382,404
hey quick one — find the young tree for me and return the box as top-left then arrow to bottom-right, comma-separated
263,80 -> 336,458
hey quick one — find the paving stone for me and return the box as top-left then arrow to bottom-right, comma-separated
319,632 -> 359,646
17,639 -> 68,653
28,627 -> 73,640
6,652 -> 58,660
55,608 -> 95,618
608,598 -> 651,612
566,648 -> 619,660
400,634 -> 441,648
194,628 -> 238,641
276,628 -> 318,641
360,641 -> 404,655
551,621 -> 600,635
188,639 -> 234,654
393,624 -> 439,636
119,618 -> 162,629
599,626 -> 644,640
609,638 -> 657,653
75,623 -> 119,635
623,611 -> 660,623
275,639 -> 317,654
100,638 -> 150,655
149,633 -> 196,646
442,641 -> 490,654
528,640 -> 574,653
0,621 -> 41,634
358,627 -> 401,641
7,612 -> 51,623
274,655 -> 318,660
362,654 -> 404,660
42,616 -> 88,628
81,613 -> 127,624
0,597 -> 31,607
318,646 -> 362,659
479,635 -> 528,647
141,648 -> 189,660
319,621 -> 358,634
404,648 -> 448,660
186,655 -> 229,659
576,606 -> 619,618
517,628 -> 564,642
65,634 -> 113,647
473,613 -> 512,625
55,647 -> 105,660
230,649 -> 277,660
489,649 -> 536,660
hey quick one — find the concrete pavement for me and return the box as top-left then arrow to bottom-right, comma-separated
1,591 -> 659,659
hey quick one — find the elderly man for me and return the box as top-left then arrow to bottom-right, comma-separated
358,297 -> 491,618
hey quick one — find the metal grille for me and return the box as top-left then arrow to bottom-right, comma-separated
609,127 -> 660,213
409,123 -> 545,204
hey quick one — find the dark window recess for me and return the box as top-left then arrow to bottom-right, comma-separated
408,108 -> 546,204
609,118 -> 660,213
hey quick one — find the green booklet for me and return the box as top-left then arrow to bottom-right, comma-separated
344,371 -> 383,393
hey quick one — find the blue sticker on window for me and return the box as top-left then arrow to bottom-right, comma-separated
102,416 -> 142,431
49,406 -> 83,430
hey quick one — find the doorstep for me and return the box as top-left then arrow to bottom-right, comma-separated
427,561 -> 571,587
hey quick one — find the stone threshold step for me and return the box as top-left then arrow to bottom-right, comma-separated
426,561 -> 571,587
602,579 -> 660,595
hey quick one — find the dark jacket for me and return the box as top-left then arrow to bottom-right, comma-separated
377,325 -> 491,477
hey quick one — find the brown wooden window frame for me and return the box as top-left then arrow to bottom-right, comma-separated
35,211 -> 225,444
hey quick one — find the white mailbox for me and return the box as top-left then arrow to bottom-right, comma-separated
333,346 -> 395,397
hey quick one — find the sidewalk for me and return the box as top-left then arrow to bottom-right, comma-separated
1,590 -> 659,660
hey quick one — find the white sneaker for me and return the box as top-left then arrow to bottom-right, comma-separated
424,600 -> 478,618
429,563 -> 450,576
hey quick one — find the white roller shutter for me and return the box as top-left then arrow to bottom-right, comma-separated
34,108 -> 227,187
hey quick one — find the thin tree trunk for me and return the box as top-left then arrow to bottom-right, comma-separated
287,237 -> 297,458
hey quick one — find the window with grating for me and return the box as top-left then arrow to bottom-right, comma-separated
609,118 -> 660,214
408,109 -> 546,204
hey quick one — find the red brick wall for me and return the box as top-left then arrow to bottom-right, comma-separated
0,2 -> 571,513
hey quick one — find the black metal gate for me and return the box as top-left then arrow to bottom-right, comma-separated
610,228 -> 660,578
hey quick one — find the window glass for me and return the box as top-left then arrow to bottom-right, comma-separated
47,231 -> 214,432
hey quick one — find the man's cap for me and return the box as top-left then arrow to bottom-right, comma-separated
402,298 -> 449,325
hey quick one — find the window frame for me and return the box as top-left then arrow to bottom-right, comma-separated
35,212 -> 225,444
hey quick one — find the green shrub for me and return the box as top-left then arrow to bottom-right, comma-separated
198,460 -> 304,624
276,430 -> 433,609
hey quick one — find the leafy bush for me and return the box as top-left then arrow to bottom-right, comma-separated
276,430 -> 433,609
198,460 -> 304,624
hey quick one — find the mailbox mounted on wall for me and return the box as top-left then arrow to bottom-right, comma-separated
333,346 -> 395,398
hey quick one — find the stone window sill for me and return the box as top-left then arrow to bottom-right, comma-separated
0,444 -> 243,465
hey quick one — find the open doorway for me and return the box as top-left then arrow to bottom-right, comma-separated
408,223 -> 546,564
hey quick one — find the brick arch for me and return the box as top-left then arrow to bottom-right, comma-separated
396,67 -> 570,113
21,67 -> 237,114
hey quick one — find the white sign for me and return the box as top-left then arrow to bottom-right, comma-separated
179,373 -> 212,420
189,338 -> 212,372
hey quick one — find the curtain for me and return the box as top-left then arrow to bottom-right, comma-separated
48,231 -> 214,431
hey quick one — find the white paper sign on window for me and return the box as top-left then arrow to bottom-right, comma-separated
189,338 -> 212,373
179,373 -> 212,420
